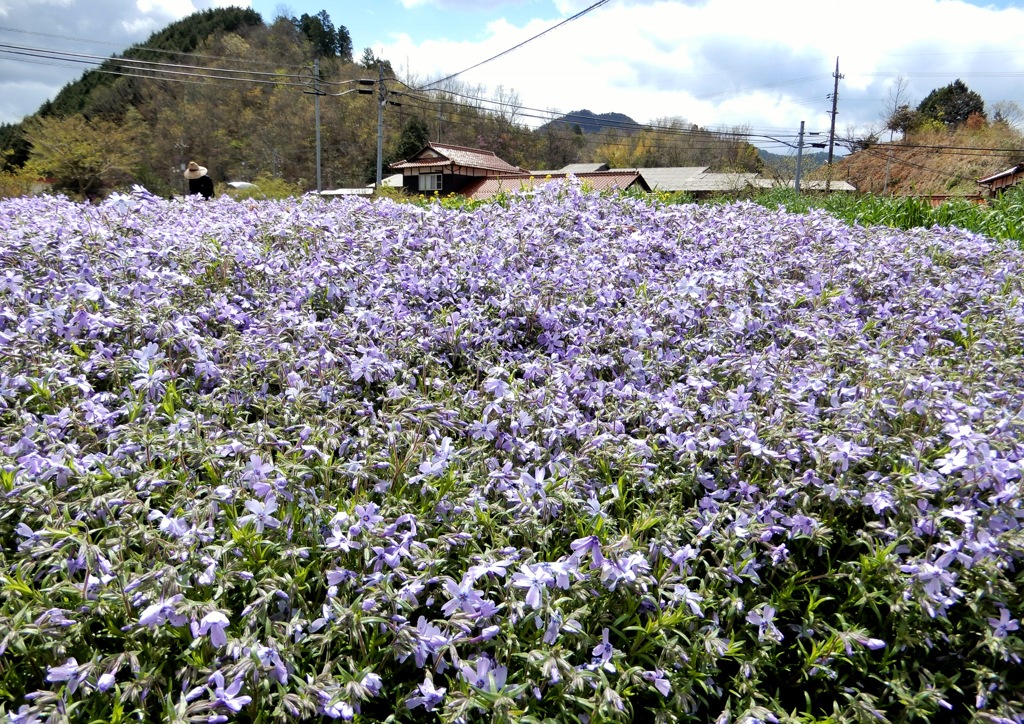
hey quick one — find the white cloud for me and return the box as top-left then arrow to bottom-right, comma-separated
0,0 -> 250,123
377,0 -> 1024,144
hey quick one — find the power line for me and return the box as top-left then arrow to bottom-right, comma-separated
858,147 -> 983,186
0,24 -> 307,70
0,43 -> 380,97
395,79 -> 816,144
4,32 -> 1021,166
417,0 -> 613,90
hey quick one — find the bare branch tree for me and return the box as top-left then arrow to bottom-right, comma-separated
992,100 -> 1024,133
881,75 -> 913,140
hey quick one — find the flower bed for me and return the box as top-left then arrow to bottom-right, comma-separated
1,182 -> 1022,723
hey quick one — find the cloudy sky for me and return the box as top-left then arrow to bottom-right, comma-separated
2,0 -> 1023,152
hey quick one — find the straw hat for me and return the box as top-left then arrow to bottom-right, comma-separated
183,161 -> 207,180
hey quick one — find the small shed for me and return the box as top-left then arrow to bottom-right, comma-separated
389,143 -> 526,195
978,164 -> 1024,196
749,178 -> 857,193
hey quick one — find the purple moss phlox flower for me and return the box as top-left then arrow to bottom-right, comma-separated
511,562 -> 554,609
599,552 -> 650,591
466,557 -> 513,581
314,686 -> 354,720
988,608 -> 1020,639
193,611 -> 230,648
8,706 -> 39,724
589,628 -> 617,672
642,669 -> 672,696
402,616 -> 450,668
826,436 -> 872,472
746,605 -> 783,642
674,584 -> 704,617
348,502 -> 383,536
96,672 -> 116,693
45,657 -> 82,693
406,678 -> 446,712
237,495 -> 281,533
847,634 -> 887,653
241,453 -> 274,484
664,544 -> 698,573
254,645 -> 289,684
441,576 -> 488,617
138,594 -> 186,628
570,535 -> 605,568
460,656 -> 508,692
361,672 -> 383,696
207,671 -> 252,712
542,610 -> 582,644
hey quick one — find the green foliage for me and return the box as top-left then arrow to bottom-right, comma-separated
292,10 -> 351,61
751,186 -> 1024,245
22,110 -> 145,198
886,105 -> 922,136
917,79 -> 986,129
393,117 -> 431,164
224,173 -> 306,200
0,167 -> 34,198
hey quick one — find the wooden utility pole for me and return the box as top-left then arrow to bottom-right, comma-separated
376,61 -> 385,188
314,58 -> 322,194
826,57 -> 843,192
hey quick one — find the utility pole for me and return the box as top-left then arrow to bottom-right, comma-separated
376,61 -> 385,188
794,121 -> 805,193
314,57 -> 322,194
826,57 -> 843,192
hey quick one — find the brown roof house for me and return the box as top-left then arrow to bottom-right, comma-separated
389,143 -> 526,195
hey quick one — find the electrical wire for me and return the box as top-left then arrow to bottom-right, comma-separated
0,42 -> 312,86
0,23 -> 309,70
3,29 -> 1021,165
417,0 -> 613,90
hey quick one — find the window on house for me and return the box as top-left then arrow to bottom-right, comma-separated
419,173 -> 443,191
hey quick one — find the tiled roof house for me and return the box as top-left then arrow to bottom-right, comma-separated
389,143 -> 527,195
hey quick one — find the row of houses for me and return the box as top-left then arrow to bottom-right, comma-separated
322,142 -> 1024,202
321,143 -> 857,200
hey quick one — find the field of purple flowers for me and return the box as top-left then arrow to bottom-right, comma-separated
1,181 -> 1023,724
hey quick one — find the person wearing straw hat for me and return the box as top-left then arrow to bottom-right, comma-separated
184,161 -> 214,199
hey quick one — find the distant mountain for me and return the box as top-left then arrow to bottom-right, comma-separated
538,109 -> 644,135
758,148 -> 829,174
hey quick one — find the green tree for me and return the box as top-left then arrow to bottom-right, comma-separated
294,11 -> 339,58
22,110 -> 145,197
336,25 -> 353,64
887,105 -> 922,138
359,48 -> 394,77
917,79 -> 985,128
393,117 -> 430,162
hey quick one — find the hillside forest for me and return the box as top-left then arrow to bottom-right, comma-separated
0,8 -> 1022,200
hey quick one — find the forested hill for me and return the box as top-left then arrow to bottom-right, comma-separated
39,8 -> 265,120
538,110 -> 643,135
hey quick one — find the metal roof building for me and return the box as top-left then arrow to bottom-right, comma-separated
462,171 -> 650,201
